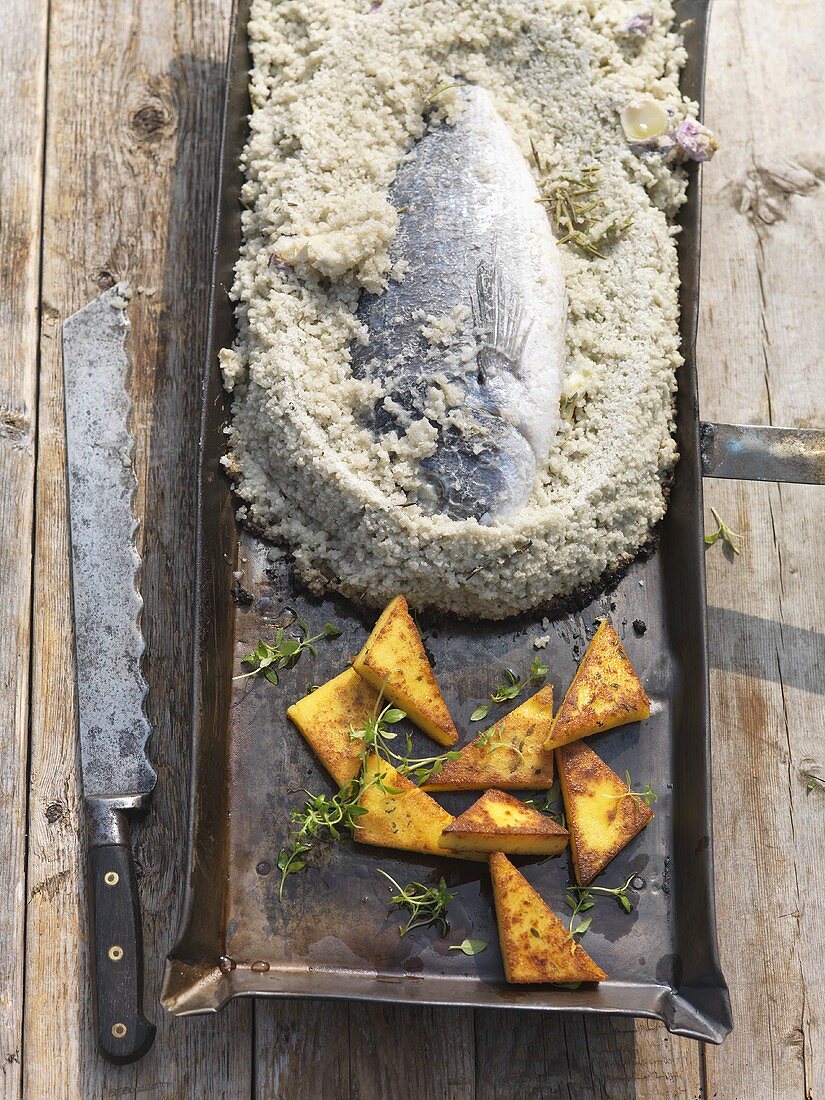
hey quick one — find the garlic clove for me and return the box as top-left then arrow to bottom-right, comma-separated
619,100 -> 669,143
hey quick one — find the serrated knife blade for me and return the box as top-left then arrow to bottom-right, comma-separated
63,285 -> 156,1063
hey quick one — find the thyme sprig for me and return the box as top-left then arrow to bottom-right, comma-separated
475,723 -> 525,761
377,869 -> 455,937
564,890 -> 595,950
602,771 -> 658,809
276,765 -> 400,899
704,507 -> 742,555
563,875 -> 638,950
470,657 -> 548,722
568,873 -> 639,915
235,618 -> 341,685
525,780 -> 566,827
349,694 -> 460,783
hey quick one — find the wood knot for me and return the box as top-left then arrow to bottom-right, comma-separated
44,801 -> 65,824
0,406 -> 31,445
130,102 -> 171,141
738,158 -> 820,225
95,270 -> 117,289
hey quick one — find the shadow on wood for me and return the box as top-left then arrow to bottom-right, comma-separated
707,605 -> 825,694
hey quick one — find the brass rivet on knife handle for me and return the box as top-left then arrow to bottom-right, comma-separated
104,872 -> 119,886
111,1024 -> 127,1039
108,945 -> 124,961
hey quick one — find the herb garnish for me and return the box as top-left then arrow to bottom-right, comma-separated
564,875 -> 639,949
276,765 -> 399,899
475,724 -> 525,761
470,658 -> 548,722
532,156 -> 632,259
564,890 -> 595,950
568,874 -> 640,915
602,771 -> 658,809
449,938 -> 487,956
236,619 -> 341,685
525,780 -> 566,827
704,507 -> 742,555
350,694 -> 460,783
804,771 -> 824,796
377,869 -> 455,937
277,690 -> 460,898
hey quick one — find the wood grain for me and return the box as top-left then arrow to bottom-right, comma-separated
0,1 -> 48,1095
24,0 -> 252,1096
473,1011 -> 702,1100
9,0 -> 823,1095
698,0 -> 825,1097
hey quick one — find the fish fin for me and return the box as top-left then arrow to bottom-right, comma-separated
473,258 -> 532,383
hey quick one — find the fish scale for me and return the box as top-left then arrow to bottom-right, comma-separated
352,83 -> 567,522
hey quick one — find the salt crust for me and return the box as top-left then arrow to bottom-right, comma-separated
223,0 -> 693,619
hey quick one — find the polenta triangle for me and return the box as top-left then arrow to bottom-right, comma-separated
556,741 -> 653,885
545,621 -> 650,750
353,595 -> 458,746
439,789 -> 568,856
489,852 -> 607,984
356,753 -> 485,860
287,668 -> 380,788
423,685 -> 556,791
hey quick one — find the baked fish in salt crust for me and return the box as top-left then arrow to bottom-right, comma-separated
351,85 -> 567,524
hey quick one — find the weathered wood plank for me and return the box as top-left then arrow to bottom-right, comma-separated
698,0 -> 825,1097
254,1001 -> 351,1099
347,1004 -> 475,1100
20,0 -> 824,1095
25,1 -> 252,1095
473,1011 -> 703,1099
0,1 -> 48,1095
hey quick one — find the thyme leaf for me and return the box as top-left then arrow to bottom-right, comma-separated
475,723 -> 525,761
568,874 -> 639,914
704,507 -> 742,555
449,938 -> 487,956
804,771 -> 824,796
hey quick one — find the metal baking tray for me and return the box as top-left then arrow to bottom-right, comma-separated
161,0 -> 822,1041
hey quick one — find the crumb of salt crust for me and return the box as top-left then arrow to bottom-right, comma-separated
533,635 -> 551,649
222,0 -> 695,619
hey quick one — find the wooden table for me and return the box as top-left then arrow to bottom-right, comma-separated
3,0 -> 822,1095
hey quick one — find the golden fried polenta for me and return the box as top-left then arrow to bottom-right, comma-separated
423,685 -> 555,791
353,595 -> 458,746
556,741 -> 653,885
356,753 -> 485,860
545,621 -> 649,750
489,852 -> 607,984
438,789 -> 568,856
287,668 -> 380,787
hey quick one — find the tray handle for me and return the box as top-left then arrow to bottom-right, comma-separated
700,422 -> 825,484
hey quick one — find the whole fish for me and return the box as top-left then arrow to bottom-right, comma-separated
351,84 -> 567,523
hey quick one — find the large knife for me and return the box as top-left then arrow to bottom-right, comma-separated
63,286 -> 157,1063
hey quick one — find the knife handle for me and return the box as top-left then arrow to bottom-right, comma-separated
87,805 -> 156,1063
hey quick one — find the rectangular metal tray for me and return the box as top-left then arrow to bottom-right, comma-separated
162,0 -> 734,1042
